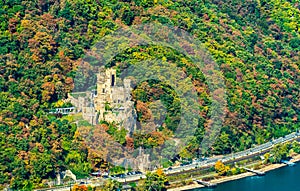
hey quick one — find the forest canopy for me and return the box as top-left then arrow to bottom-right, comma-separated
0,0 -> 299,190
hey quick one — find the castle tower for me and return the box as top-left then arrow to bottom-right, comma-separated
95,68 -> 116,119
93,67 -> 137,133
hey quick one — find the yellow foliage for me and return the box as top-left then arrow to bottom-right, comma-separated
156,168 -> 164,176
54,100 -> 64,108
215,160 -> 229,176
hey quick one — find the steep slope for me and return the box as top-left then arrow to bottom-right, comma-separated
0,0 -> 299,189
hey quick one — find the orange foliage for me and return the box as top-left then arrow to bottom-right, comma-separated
136,101 -> 152,121
125,136 -> 134,151
156,168 -> 165,176
72,184 -> 88,191
150,131 -> 165,145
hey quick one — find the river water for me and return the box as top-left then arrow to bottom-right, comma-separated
197,163 -> 300,191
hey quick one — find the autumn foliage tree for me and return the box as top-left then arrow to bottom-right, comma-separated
72,184 -> 88,191
215,160 -> 230,176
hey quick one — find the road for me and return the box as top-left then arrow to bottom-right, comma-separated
34,131 -> 300,190
114,131 -> 300,182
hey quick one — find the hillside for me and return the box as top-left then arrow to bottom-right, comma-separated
0,0 -> 299,189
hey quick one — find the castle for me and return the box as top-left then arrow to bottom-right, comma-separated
68,67 -> 152,171
69,67 -> 137,134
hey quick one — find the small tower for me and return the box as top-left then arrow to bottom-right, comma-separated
124,78 -> 131,90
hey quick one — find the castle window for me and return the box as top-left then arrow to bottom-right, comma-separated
111,74 -> 115,86
102,88 -> 105,93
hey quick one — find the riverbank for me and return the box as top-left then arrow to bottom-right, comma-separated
168,154 -> 300,191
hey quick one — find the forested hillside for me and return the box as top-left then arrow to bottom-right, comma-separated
0,0 -> 299,189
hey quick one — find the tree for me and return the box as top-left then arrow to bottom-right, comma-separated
212,132 -> 231,154
97,179 -> 121,191
72,184 -> 88,191
137,169 -> 168,191
215,161 -> 230,176
291,141 -> 300,154
270,144 -> 289,163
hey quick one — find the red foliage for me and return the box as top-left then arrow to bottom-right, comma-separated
125,136 -> 134,151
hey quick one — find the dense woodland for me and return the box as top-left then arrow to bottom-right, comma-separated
0,0 -> 299,190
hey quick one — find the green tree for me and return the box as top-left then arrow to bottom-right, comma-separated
270,144 -> 289,163
99,179 -> 121,191
137,169 -> 168,191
